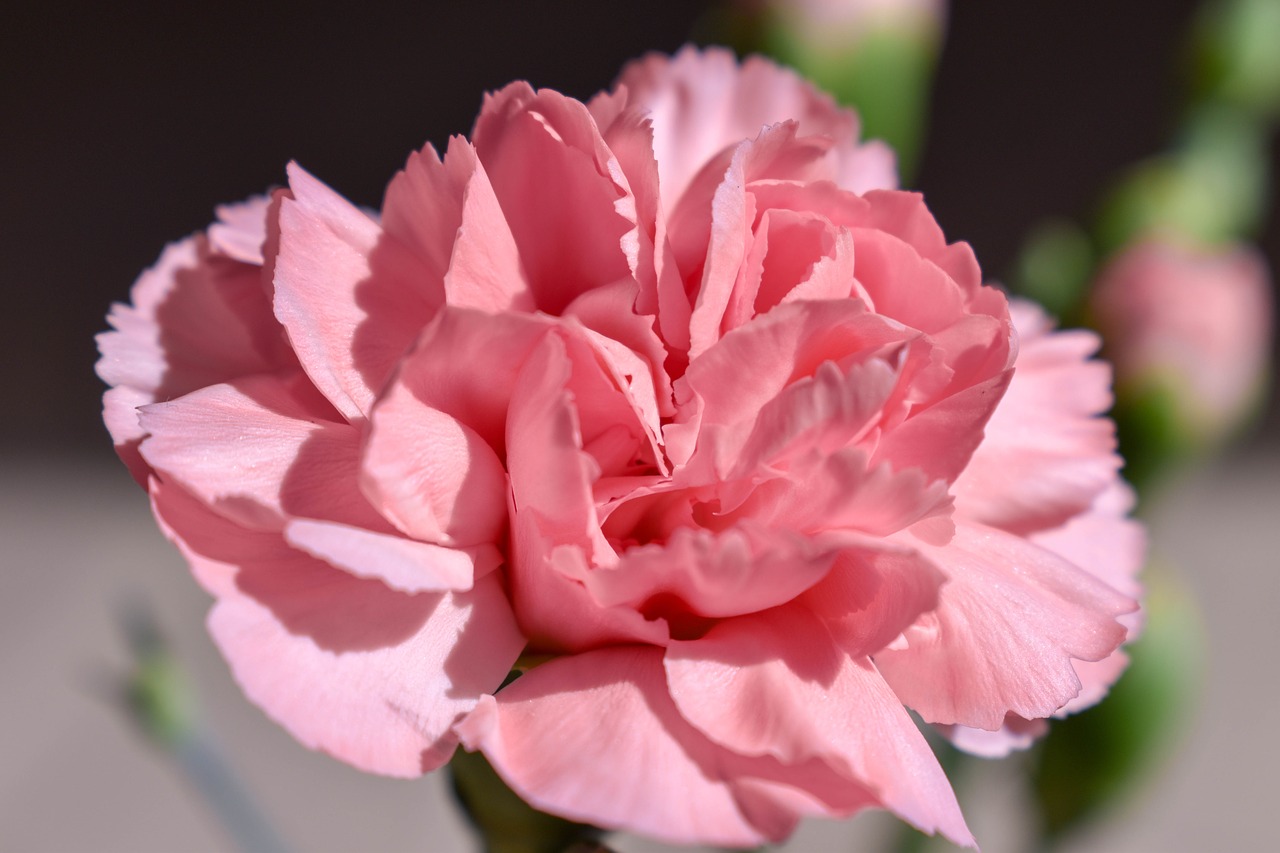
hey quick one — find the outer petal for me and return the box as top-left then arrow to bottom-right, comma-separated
665,608 -> 973,846
208,195 -> 271,264
875,521 -> 1136,730
211,565 -> 522,777
456,647 -> 807,847
96,226 -> 293,481
137,372 -> 379,533
954,301 -> 1120,534
150,476 -> 524,776
272,163 -> 443,421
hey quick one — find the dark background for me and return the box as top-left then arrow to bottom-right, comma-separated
4,0 -> 1274,459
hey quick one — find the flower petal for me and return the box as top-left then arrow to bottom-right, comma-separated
473,83 -> 633,315
138,372 -> 380,532
382,136 -> 533,313
875,521 -> 1136,729
210,564 -> 522,777
283,518 -> 499,594
665,607 -> 973,846
362,375 -> 509,548
456,646 -> 805,847
272,162 -> 443,420
954,300 -> 1120,533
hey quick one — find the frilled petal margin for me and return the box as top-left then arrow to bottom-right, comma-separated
875,521 -> 1136,730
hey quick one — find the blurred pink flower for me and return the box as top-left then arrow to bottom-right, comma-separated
1091,239 -> 1273,443
98,47 -> 1139,848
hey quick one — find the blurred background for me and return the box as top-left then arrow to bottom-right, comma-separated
2,0 -> 1277,851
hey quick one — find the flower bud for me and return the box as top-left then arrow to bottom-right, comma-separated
1091,239 -> 1273,459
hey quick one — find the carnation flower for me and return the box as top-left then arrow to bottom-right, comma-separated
97,46 -> 1141,847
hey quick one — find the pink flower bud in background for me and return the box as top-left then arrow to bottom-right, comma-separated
1091,239 -> 1273,445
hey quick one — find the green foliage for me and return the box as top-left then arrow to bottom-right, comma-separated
1013,220 -> 1096,324
1097,105 -> 1268,251
1191,0 -> 1280,119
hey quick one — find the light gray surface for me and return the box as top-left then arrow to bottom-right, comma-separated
2,452 -> 1276,852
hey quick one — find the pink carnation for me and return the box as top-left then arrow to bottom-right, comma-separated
97,47 -> 1140,848
1091,238 -> 1274,444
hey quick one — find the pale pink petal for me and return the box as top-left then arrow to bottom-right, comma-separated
875,521 -> 1135,730
955,300 -> 1120,533
564,280 -> 674,428
208,195 -> 272,264
148,477 -> 247,599
679,123 -> 837,358
382,136 -> 533,313
472,83 -> 633,315
456,646 -> 805,846
211,560 -> 522,777
1032,482 -> 1146,717
103,385 -> 154,485
385,307 -> 553,454
665,608 -> 973,846
870,371 -> 1012,485
1030,482 -> 1145,605
746,450 -> 953,539
282,518 -> 500,594
941,716 -> 1049,759
725,356 -> 903,480
138,372 -> 384,532
272,162 -> 443,420
856,191 -> 984,298
96,234 -> 290,397
591,104 -> 662,295
798,540 -> 947,656
362,376 -> 509,548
